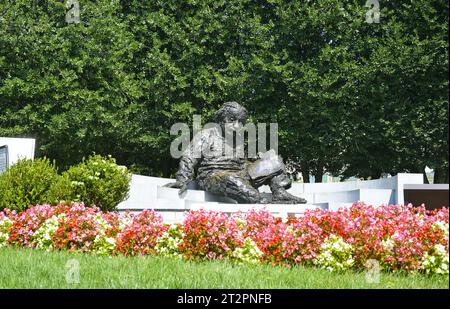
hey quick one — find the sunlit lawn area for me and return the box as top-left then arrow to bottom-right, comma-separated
0,247 -> 448,289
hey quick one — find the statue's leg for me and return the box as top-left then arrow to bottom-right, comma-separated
224,174 -> 270,204
201,172 -> 269,204
245,150 -> 307,204
270,174 -> 307,204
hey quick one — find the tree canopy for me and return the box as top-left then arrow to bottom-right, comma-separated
0,0 -> 448,182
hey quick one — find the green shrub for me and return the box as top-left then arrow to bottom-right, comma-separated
63,155 -> 131,211
0,158 -> 60,211
46,174 -> 73,205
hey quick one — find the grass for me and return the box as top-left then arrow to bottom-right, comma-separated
0,247 -> 448,289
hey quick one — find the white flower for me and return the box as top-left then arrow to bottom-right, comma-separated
155,225 -> 184,258
0,217 -> 13,248
33,214 -> 65,249
95,214 -> 111,232
381,237 -> 394,252
232,238 -> 263,265
118,216 -> 132,231
432,221 -> 449,236
422,244 -> 449,275
93,235 -> 116,255
315,234 -> 354,272
235,218 -> 247,230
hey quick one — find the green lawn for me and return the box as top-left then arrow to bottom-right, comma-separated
0,247 -> 448,289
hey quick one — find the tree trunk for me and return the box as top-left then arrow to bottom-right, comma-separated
434,166 -> 449,184
314,162 -> 324,183
301,161 -> 310,183
423,170 -> 429,184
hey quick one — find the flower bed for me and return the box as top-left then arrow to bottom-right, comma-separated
0,202 -> 448,274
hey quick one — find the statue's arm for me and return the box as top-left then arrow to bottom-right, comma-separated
164,131 -> 206,196
175,154 -> 198,184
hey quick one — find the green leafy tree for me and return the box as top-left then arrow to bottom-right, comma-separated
0,0 -> 447,182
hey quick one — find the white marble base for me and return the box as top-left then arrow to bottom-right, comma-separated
117,173 -> 425,223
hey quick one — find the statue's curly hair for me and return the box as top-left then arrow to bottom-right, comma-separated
213,101 -> 248,123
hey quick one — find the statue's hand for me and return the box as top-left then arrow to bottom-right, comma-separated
163,181 -> 188,198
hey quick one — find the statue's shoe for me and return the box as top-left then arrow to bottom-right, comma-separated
271,190 -> 307,204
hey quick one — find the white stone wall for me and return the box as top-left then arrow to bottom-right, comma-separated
117,172 -> 425,223
0,137 -> 36,166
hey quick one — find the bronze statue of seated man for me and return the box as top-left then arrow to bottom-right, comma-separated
165,102 -> 307,204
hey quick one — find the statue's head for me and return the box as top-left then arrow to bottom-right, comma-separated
213,102 -> 248,128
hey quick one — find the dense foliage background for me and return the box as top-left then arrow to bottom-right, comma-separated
0,0 -> 448,182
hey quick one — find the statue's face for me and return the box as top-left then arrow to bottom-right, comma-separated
221,109 -> 247,129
